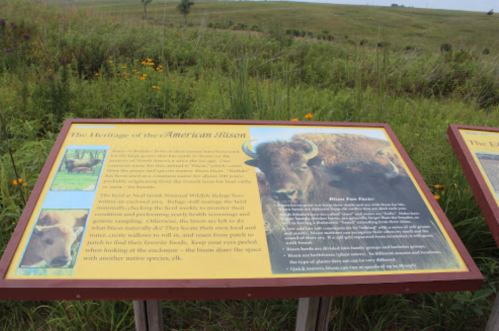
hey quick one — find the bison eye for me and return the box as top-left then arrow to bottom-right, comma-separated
300,165 -> 309,171
45,238 -> 54,245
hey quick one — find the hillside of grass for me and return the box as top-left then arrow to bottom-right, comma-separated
1,0 -> 499,329
49,0 -> 499,53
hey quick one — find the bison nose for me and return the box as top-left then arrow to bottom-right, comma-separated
51,256 -> 71,267
271,190 -> 297,201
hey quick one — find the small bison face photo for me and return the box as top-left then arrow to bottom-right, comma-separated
19,209 -> 88,269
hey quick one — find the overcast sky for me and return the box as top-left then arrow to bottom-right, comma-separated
286,0 -> 497,12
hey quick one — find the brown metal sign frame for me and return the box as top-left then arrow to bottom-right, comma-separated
0,119 -> 483,300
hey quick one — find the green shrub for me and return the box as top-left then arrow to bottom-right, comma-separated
214,22 -> 225,29
440,43 -> 452,52
32,64 -> 72,127
232,22 -> 247,30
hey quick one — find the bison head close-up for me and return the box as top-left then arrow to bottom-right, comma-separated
30,225 -> 84,268
242,138 -> 322,203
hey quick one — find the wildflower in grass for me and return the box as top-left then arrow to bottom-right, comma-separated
13,179 -> 17,185
291,118 -> 298,121
23,183 -> 27,187
18,178 -> 22,184
24,34 -> 29,40
142,74 -> 147,77
95,73 -> 99,76
152,86 -> 156,89
305,113 -> 313,119
0,19 -> 5,27
435,184 -> 444,191
6,48 -> 11,52
17,52 -> 20,55
10,22 -> 17,29
156,87 -> 160,90
434,195 -> 440,200
109,60 -> 113,64
141,77 -> 145,81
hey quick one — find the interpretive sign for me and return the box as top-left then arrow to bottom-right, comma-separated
0,120 -> 482,300
447,124 -> 499,247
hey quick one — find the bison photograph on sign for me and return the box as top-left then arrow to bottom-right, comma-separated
51,148 -> 106,191
243,127 -> 463,274
475,152 -> 499,197
17,209 -> 88,275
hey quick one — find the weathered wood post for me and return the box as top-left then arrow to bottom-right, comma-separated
485,294 -> 499,331
295,297 -> 333,331
133,300 -> 163,331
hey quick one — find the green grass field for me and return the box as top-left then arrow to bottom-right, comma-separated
49,0 -> 499,52
51,172 -> 99,190
1,0 -> 499,329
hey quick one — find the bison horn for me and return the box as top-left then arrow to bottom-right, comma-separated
385,159 -> 400,179
295,139 -> 319,160
242,140 -> 259,159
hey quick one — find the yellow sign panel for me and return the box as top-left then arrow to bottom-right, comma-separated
459,129 -> 499,208
6,124 -> 466,279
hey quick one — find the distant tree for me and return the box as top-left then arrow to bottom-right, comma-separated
141,0 -> 152,20
391,3 -> 398,6
177,0 -> 194,25
487,9 -> 494,15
